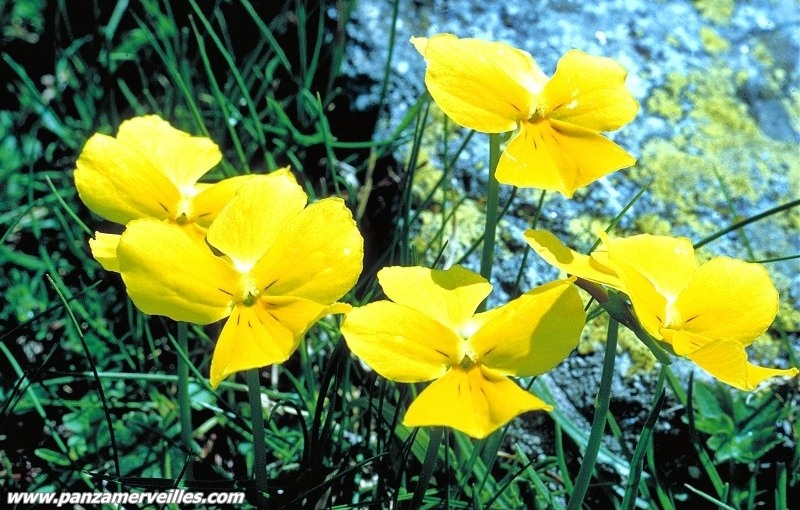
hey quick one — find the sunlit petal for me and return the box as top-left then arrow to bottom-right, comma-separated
496,120 -> 635,196
116,115 -> 221,194
209,305 -> 295,388
251,197 -> 363,303
89,232 -> 121,272
404,365 -> 551,439
523,229 -> 622,288
191,173 -> 270,227
472,280 -> 585,377
602,233 -> 696,337
686,338 -> 798,391
259,294 -> 334,340
603,233 -> 697,304
75,132 -> 179,224
206,170 -> 307,271
117,219 -> 236,324
376,265 -> 491,332
542,50 -> 639,131
412,34 -> 542,132
341,301 -> 462,382
673,257 -> 778,344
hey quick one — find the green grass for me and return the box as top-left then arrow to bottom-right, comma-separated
1,1 -> 798,509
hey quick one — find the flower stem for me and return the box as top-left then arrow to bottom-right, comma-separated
479,133 -> 501,308
409,427 -> 444,509
566,317 -> 618,510
176,321 -> 193,480
246,369 -> 269,507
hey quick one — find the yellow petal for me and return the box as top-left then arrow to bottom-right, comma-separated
209,302 -> 305,388
115,115 -> 221,194
685,338 -> 798,391
190,173 -> 271,227
542,50 -> 639,131
471,280 -> 585,377
341,301 -> 462,383
412,34 -> 542,132
659,328 -> 708,356
259,294 -> 335,339
206,171 -> 307,271
403,365 -> 551,439
495,120 -> 636,197
74,132 -> 180,224
672,257 -> 778,344
117,219 -> 236,324
603,233 -> 697,303
376,265 -> 491,333
603,233 -> 697,337
89,232 -> 121,272
523,229 -> 622,288
251,197 -> 364,304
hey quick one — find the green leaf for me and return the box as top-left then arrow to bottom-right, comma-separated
35,448 -> 72,467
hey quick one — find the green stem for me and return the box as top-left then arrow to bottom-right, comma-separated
620,366 -> 667,509
409,427 -> 444,510
566,318 -> 618,510
176,322 -> 193,479
693,198 -> 800,249
575,279 -> 673,365
246,369 -> 269,507
479,133 -> 502,308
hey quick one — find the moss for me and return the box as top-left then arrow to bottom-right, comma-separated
700,26 -> 730,54
692,0 -> 735,24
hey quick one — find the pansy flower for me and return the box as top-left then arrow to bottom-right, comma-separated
116,170 -> 364,387
525,230 -> 799,391
341,265 -> 585,438
411,34 -> 638,197
74,115 -> 256,270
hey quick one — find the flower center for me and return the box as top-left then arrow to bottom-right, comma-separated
238,274 -> 260,307
174,196 -> 194,224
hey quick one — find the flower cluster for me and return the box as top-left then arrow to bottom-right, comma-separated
74,32 -> 797,441
74,116 -> 364,388
404,32 -> 796,402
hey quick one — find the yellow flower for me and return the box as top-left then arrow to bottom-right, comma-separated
341,266 -> 585,438
74,115 -> 256,270
116,170 -> 364,388
525,230 -> 799,391
411,34 -> 639,197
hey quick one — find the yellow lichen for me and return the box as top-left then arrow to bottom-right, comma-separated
700,26 -> 730,53
646,72 -> 689,122
634,214 -> 672,236
646,88 -> 684,122
693,0 -> 735,24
